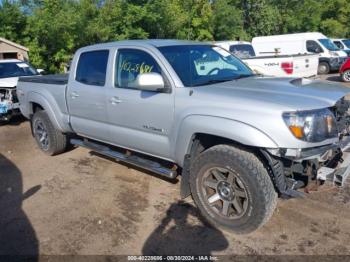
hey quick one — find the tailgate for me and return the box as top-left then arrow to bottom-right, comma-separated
292,55 -> 318,78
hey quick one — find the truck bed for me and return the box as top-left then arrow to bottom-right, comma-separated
19,74 -> 68,85
17,73 -> 70,130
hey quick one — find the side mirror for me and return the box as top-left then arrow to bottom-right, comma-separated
134,73 -> 165,92
37,69 -> 45,74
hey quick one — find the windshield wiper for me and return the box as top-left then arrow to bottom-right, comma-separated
233,74 -> 256,79
192,78 -> 236,86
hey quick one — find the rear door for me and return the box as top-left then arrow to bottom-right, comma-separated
105,47 -> 175,160
67,49 -> 110,140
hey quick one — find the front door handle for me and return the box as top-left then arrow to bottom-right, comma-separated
70,91 -> 79,99
110,96 -> 122,105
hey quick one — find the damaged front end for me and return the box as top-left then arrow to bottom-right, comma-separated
264,96 -> 350,198
0,86 -> 20,121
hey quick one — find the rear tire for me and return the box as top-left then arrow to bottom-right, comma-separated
341,69 -> 350,82
190,144 -> 277,234
32,110 -> 68,155
318,62 -> 330,75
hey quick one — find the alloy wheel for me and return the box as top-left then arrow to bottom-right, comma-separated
201,167 -> 249,219
34,119 -> 50,151
343,70 -> 350,82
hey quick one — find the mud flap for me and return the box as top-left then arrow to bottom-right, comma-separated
180,154 -> 191,199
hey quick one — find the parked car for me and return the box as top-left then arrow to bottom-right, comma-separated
0,59 -> 42,121
215,41 -> 318,78
252,32 -> 348,74
332,39 -> 350,57
340,58 -> 350,82
17,40 -> 350,234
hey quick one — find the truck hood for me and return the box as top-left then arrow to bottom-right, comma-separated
0,77 -> 18,88
194,76 -> 350,111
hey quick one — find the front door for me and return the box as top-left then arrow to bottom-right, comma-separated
105,48 -> 175,160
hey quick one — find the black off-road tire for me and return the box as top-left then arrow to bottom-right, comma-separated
190,144 -> 277,234
318,62 -> 330,75
32,110 -> 68,156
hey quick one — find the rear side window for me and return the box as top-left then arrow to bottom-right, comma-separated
229,44 -> 256,58
76,50 -> 109,86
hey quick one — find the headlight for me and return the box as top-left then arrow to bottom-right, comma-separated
330,51 -> 339,57
283,108 -> 338,142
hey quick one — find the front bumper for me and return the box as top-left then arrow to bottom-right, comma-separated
0,101 -> 20,121
266,135 -> 350,190
329,57 -> 347,71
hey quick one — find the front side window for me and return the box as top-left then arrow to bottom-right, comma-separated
318,39 -> 339,51
76,50 -> 109,86
115,49 -> 162,89
306,40 -> 323,53
0,62 -> 38,78
334,41 -> 344,49
229,44 -> 256,58
158,45 -> 252,87
342,39 -> 350,49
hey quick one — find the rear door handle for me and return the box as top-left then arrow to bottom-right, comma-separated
110,96 -> 122,105
70,91 -> 79,99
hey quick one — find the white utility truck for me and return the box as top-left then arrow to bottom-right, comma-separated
215,41 -> 318,78
252,32 -> 348,74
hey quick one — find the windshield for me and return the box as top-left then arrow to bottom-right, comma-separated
158,45 -> 253,87
229,44 -> 256,58
0,62 -> 38,79
342,39 -> 350,49
318,39 -> 339,51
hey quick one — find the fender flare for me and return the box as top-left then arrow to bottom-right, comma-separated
27,92 -> 64,131
174,115 -> 278,166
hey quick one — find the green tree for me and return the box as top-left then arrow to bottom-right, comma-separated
24,0 -> 81,72
212,0 -> 247,40
0,0 -> 27,42
240,0 -> 281,37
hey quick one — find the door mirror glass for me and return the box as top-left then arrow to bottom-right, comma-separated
134,72 -> 164,91
314,47 -> 321,53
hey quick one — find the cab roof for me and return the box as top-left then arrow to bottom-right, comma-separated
80,39 -> 211,51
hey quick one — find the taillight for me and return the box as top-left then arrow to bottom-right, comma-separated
281,62 -> 293,74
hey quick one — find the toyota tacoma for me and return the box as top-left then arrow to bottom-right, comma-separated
17,40 -> 350,233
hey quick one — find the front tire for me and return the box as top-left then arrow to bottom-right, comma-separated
341,69 -> 350,82
190,144 -> 277,234
318,62 -> 330,75
32,110 -> 68,155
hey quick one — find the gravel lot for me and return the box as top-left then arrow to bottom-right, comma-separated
1,74 -> 350,257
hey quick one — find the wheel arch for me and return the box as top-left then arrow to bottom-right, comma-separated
175,115 -> 278,167
176,115 -> 278,199
27,92 -> 71,132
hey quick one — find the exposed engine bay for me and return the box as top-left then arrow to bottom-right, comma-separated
0,86 -> 20,121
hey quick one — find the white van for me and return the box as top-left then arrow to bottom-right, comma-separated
252,32 -> 348,74
332,39 -> 350,57
215,41 -> 318,78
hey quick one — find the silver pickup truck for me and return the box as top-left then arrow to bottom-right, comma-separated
17,40 -> 350,234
